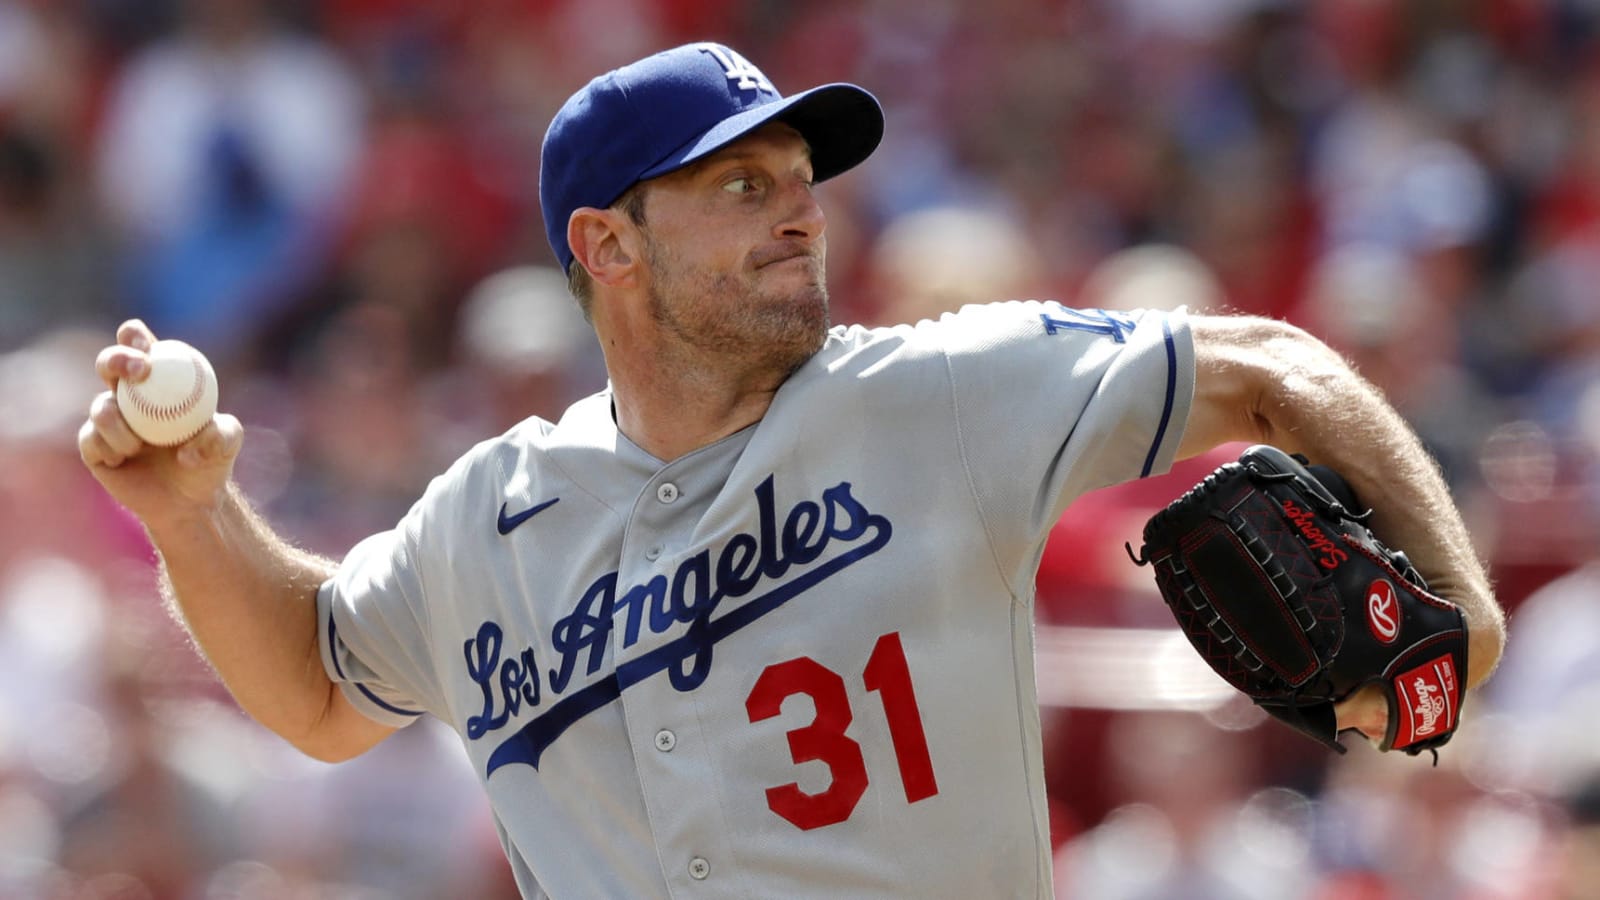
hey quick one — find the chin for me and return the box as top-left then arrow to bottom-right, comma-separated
754,290 -> 828,370
773,285 -> 830,339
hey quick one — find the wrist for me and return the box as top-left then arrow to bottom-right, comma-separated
143,482 -> 239,545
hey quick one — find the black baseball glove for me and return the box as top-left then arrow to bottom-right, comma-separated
1129,445 -> 1469,758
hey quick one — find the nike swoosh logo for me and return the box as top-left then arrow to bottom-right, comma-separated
497,497 -> 560,535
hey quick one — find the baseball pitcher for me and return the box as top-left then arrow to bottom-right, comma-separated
79,43 -> 1505,898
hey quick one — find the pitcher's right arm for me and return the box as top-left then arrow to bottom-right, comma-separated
79,320 -> 395,762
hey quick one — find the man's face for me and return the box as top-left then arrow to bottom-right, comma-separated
631,123 -> 830,373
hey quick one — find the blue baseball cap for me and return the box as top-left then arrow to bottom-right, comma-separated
540,42 -> 884,274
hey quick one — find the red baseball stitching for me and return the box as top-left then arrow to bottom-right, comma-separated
125,356 -> 207,425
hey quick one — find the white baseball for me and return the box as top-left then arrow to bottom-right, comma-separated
116,339 -> 219,447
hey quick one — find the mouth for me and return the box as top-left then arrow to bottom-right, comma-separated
753,245 -> 818,270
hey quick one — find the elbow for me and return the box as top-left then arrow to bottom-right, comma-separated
1186,315 -> 1352,454
1250,318 -> 1354,397
292,736 -> 371,765
272,716 -> 360,764
1241,320 -> 1367,447
272,683 -> 390,763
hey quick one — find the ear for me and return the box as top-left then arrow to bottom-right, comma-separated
568,208 -> 639,288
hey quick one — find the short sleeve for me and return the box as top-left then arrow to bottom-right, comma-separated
938,301 -> 1194,565
316,504 -> 438,728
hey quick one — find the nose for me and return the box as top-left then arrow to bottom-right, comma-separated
774,178 -> 826,244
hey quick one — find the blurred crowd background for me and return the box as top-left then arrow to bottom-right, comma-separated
3,0 -> 1600,897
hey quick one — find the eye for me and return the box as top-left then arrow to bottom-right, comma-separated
722,176 -> 757,195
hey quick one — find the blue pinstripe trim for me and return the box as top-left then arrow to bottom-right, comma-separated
357,683 -> 425,717
327,613 -> 347,678
328,612 -> 424,717
1141,318 -> 1179,478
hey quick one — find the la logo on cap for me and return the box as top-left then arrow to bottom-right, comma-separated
699,44 -> 775,95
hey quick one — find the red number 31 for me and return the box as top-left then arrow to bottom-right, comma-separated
743,631 -> 939,830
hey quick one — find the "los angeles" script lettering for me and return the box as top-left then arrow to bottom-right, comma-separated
462,473 -> 894,775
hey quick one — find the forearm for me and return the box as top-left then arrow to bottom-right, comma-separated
1186,316 -> 1505,687
150,482 -> 340,745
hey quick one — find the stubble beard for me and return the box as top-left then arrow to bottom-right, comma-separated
646,240 -> 830,381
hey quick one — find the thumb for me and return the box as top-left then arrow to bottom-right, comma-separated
177,414 -> 244,468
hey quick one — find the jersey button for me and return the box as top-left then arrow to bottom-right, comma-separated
654,729 -> 676,752
645,545 -> 662,561
657,482 -> 680,504
688,857 -> 710,880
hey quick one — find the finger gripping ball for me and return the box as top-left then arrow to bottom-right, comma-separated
116,339 -> 219,447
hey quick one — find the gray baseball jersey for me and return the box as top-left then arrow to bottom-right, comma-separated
316,299 -> 1194,898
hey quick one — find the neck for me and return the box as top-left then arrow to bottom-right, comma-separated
600,329 -> 801,462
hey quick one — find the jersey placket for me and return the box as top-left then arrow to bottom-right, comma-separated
612,440 -> 751,897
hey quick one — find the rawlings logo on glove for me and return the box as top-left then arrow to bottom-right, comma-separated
1129,445 -> 1470,759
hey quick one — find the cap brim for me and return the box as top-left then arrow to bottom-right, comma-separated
638,83 -> 883,185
